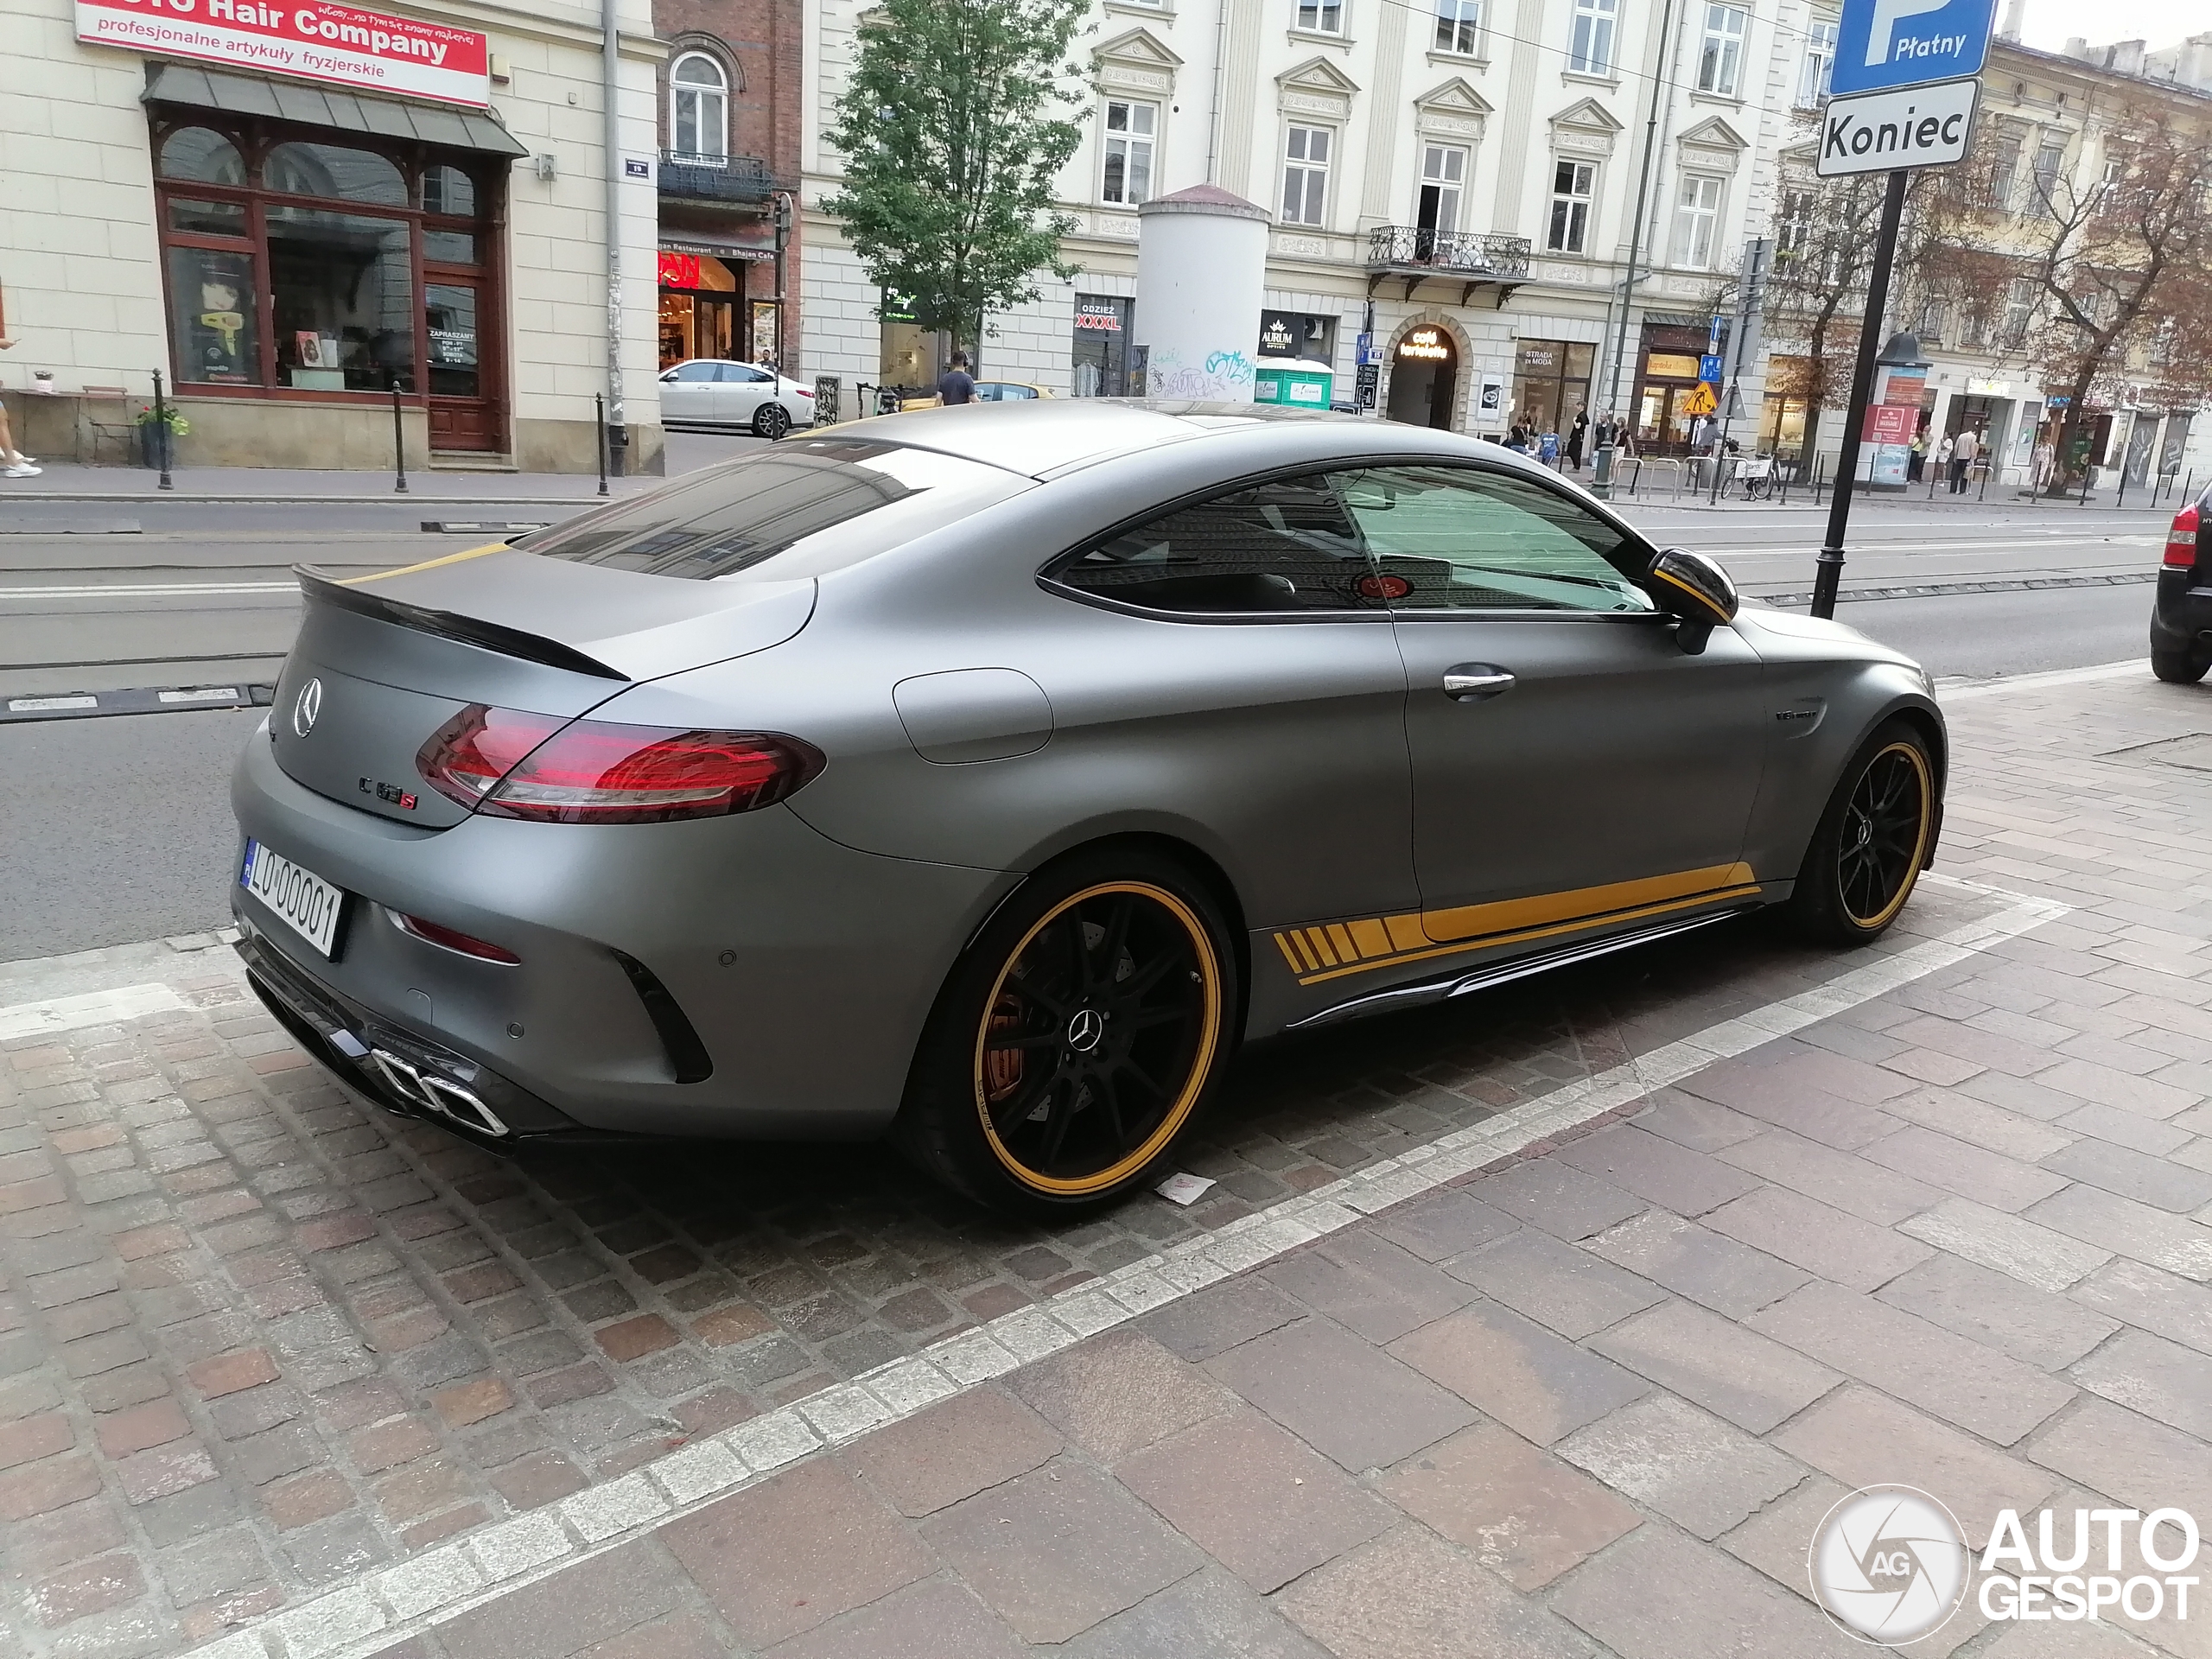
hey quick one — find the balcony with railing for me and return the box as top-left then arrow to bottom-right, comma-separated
1365,226 -> 1532,302
658,151 -> 774,207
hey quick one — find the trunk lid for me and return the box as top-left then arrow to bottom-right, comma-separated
270,547 -> 815,826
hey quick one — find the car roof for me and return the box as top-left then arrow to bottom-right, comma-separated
848,397 -> 1567,486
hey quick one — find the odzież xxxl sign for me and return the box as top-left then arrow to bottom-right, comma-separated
76,0 -> 491,108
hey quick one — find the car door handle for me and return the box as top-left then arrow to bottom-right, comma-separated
1442,664 -> 1516,701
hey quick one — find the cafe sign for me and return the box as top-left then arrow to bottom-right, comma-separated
76,0 -> 491,107
1398,327 -> 1451,362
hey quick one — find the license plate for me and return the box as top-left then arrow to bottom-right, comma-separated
240,840 -> 347,957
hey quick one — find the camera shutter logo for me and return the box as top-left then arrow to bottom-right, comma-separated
292,678 -> 324,739
1809,1485 -> 1970,1644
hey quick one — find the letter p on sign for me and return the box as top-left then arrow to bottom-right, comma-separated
1866,0 -> 1948,65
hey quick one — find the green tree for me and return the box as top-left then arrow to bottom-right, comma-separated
823,0 -> 1088,360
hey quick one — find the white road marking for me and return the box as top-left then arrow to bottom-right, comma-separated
0,982 -> 188,1042
183,875 -> 2066,1659
0,582 -> 299,601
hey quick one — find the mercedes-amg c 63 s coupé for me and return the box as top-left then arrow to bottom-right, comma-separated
231,400 -> 1945,1216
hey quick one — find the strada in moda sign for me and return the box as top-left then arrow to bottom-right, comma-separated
75,0 -> 491,107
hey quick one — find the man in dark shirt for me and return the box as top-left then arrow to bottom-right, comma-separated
937,352 -> 977,405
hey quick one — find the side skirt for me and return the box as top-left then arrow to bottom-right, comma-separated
1288,901 -> 1766,1029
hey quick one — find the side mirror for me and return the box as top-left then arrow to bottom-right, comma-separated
1648,548 -> 1738,654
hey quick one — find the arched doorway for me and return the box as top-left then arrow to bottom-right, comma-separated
1387,323 -> 1459,429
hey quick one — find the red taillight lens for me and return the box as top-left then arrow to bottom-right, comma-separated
416,705 -> 823,824
391,912 -> 521,963
2166,504 -> 2200,569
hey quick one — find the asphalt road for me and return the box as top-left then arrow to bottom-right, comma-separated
0,466 -> 2178,963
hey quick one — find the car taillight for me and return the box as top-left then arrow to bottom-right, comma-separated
416,705 -> 823,824
793,387 -> 814,398
2166,503 -> 2200,569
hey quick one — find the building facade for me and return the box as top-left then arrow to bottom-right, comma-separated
649,0 -> 800,376
0,0 -> 667,472
798,0 -> 1844,453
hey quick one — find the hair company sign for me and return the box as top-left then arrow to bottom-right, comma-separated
76,0 -> 491,108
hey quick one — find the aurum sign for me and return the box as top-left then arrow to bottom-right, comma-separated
76,0 -> 491,108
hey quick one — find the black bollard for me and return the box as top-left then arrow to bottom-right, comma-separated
595,393 -> 609,496
152,369 -> 174,492
391,376 -> 409,494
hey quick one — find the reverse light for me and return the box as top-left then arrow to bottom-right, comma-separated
2165,502 -> 2199,569
416,705 -> 823,824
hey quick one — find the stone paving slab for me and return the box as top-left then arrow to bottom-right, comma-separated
7,662 -> 2212,1656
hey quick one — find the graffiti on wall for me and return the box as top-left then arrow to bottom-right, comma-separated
1145,346 -> 1255,402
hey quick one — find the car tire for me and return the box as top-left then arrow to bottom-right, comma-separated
1788,718 -> 1937,947
753,402 -> 791,442
894,848 -> 1240,1219
2151,647 -> 2209,685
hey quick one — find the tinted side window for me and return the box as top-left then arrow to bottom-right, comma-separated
721,365 -> 771,383
1333,465 -> 1655,613
1055,474 -> 1380,614
667,362 -> 719,382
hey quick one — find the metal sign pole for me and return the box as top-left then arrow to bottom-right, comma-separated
1809,169 -> 1907,620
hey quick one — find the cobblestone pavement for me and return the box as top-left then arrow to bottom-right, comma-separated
7,659 -> 2212,1657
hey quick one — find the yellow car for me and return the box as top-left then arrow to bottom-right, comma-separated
898,381 -> 1056,410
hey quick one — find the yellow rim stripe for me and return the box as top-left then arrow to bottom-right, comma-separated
340,541 -> 511,585
1844,743 -> 1933,930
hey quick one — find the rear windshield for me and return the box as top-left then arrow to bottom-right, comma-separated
519,438 -> 1026,581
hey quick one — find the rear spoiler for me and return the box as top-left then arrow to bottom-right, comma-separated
295,565 -> 628,682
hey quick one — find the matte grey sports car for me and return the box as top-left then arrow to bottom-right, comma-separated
231,401 -> 1945,1216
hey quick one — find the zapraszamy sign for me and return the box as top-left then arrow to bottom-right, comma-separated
1815,75 -> 1980,177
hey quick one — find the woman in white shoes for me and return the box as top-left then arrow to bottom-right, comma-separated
0,337 -> 39,477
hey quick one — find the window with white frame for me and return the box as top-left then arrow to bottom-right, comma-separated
1418,144 -> 1467,233
1568,0 -> 1618,74
2031,141 -> 2065,211
1797,16 -> 1837,105
1774,187 -> 1812,257
1671,174 -> 1723,267
1697,4 -> 1748,95
669,53 -> 729,162
1916,296 -> 1946,341
1297,0 -> 1344,34
1101,100 -> 1157,205
1548,160 -> 1595,251
1986,134 -> 2020,209
1434,0 -> 1483,54
2001,276 -> 2036,346
1281,125 -> 1332,225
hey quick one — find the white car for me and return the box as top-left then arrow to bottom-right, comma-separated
658,360 -> 815,440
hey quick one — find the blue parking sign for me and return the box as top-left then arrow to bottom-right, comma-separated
1831,0 -> 1996,94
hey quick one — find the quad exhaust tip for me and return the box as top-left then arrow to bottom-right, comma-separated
365,1046 -> 512,1138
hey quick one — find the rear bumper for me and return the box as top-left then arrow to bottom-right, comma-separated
2151,571 -> 2212,655
230,725 -> 1018,1139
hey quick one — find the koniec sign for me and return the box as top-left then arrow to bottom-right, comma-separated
75,0 -> 491,108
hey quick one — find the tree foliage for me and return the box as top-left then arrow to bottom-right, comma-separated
823,0 -> 1088,353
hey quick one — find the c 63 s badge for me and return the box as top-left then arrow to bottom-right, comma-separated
359,778 -> 418,810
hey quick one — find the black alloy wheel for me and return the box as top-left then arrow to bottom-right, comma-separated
753,400 -> 791,442
897,851 -> 1236,1217
1789,719 -> 1936,945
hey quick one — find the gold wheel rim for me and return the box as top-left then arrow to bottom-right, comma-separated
1840,742 -> 1932,930
973,880 -> 1223,1197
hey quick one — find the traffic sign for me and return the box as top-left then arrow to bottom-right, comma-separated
1698,353 -> 1725,385
1680,383 -> 1719,417
1815,76 -> 1980,176
1831,0 -> 1997,95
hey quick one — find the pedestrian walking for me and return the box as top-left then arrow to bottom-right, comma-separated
0,336 -> 40,478
1933,433 -> 1954,491
936,351 -> 977,406
1949,426 -> 1978,493
1538,428 -> 1560,468
1565,410 -> 1588,470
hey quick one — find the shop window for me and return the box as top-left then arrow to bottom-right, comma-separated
423,165 -> 478,216
425,284 -> 480,397
169,198 -> 248,237
1071,295 -> 1133,396
1258,309 -> 1335,363
159,127 -> 246,186
424,231 -> 478,264
268,205 -> 416,391
168,246 -> 259,386
671,52 -> 730,162
265,143 -> 409,207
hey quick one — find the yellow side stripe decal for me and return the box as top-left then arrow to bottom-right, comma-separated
1268,868 -> 1763,988
340,541 -> 511,585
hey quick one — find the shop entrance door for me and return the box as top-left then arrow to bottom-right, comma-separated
424,280 -> 501,452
